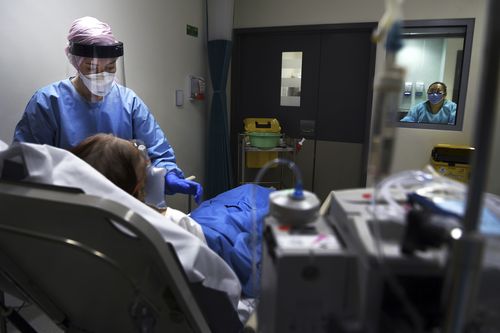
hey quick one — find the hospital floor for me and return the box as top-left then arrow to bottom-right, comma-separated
3,292 -> 258,332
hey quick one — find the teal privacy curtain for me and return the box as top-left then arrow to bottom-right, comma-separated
205,40 -> 233,198
205,0 -> 234,199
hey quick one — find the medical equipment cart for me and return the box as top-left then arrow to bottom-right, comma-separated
237,133 -> 297,189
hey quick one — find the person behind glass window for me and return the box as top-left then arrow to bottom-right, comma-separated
400,81 -> 457,124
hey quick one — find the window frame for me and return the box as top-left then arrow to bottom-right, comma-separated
396,18 -> 474,131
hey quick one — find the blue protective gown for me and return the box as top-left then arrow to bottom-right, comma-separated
13,79 -> 183,176
400,99 -> 457,124
190,184 -> 273,298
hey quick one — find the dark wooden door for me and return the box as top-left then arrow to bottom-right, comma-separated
232,24 -> 376,201
231,30 -> 321,137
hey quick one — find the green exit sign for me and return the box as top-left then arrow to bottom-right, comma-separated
186,25 -> 198,37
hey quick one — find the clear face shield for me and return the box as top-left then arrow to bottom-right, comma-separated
67,41 -> 126,98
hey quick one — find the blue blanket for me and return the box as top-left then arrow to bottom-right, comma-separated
190,184 -> 273,297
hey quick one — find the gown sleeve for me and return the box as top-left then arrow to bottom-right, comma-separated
13,92 -> 57,145
131,97 -> 184,178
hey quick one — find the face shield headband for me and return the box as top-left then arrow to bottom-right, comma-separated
68,41 -> 124,58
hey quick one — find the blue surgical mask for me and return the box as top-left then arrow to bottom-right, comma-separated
428,92 -> 444,105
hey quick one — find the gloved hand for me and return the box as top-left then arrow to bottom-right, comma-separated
164,172 -> 203,204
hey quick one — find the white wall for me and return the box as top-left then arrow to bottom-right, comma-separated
443,38 -> 463,100
397,38 -> 447,110
234,0 -> 500,194
0,0 -> 208,210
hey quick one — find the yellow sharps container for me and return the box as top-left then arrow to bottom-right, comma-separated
430,144 -> 474,183
244,118 -> 281,168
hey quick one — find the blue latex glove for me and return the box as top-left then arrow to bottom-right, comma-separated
165,172 -> 203,204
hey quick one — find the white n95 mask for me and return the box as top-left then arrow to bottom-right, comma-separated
80,72 -> 115,96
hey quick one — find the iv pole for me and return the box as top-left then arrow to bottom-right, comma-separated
443,0 -> 500,331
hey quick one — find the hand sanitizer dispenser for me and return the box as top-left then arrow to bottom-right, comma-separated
415,82 -> 425,97
404,82 -> 413,96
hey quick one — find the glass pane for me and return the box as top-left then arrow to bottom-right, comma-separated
280,51 -> 303,107
396,36 -> 464,125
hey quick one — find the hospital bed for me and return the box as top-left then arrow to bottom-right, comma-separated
0,175 -> 242,332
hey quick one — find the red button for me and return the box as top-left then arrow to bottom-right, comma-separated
278,225 -> 291,231
362,193 -> 372,199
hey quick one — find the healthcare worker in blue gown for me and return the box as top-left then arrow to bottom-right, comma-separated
400,81 -> 457,124
13,16 -> 202,203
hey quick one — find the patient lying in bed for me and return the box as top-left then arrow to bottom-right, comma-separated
0,137 -> 269,325
71,134 -> 271,299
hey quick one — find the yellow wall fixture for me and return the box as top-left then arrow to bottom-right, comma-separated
430,144 -> 475,183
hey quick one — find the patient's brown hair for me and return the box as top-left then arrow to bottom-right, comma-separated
71,134 -> 148,200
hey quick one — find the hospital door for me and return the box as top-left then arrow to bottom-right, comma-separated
231,24 -> 376,202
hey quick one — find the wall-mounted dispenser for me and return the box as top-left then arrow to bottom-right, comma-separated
189,75 -> 206,101
415,82 -> 425,97
404,82 -> 413,96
